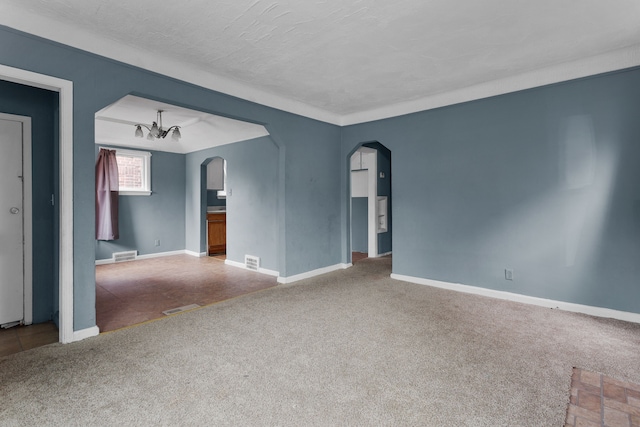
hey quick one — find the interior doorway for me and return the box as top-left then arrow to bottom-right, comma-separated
0,76 -> 62,351
1,64 -> 74,344
349,142 -> 392,263
204,157 -> 227,258
93,95 -> 271,333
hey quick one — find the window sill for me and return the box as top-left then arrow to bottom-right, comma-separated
120,190 -> 151,196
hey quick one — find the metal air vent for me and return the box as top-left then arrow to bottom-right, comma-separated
113,251 -> 137,263
245,255 -> 260,271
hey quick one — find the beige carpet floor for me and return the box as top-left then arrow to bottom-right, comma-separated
1,257 -> 639,426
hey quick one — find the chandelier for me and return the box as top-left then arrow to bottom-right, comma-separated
134,110 -> 181,141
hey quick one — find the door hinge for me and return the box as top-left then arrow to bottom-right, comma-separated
51,194 -> 55,206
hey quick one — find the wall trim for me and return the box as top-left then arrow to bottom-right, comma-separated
390,274 -> 640,325
277,263 -> 352,284
185,250 -> 207,258
225,259 -> 279,277
4,14 -> 640,126
95,250 -> 188,265
372,251 -> 392,258
22,117 -> 33,325
0,64 -> 74,344
136,250 -> 185,260
72,325 -> 99,342
0,18 -> 342,125
341,43 -> 640,125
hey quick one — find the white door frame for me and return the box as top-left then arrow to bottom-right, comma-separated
0,64 -> 74,344
350,147 -> 379,258
364,150 -> 378,258
0,113 -> 32,325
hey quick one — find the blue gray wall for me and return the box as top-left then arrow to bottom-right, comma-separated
4,23 -> 640,332
0,80 -> 58,324
0,25 -> 341,330
186,137 -> 279,271
206,190 -> 226,207
94,146 -> 186,260
343,67 -> 640,314
351,198 -> 368,252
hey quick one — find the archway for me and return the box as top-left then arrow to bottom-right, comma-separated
92,95 -> 274,332
347,141 -> 392,263
203,156 -> 227,258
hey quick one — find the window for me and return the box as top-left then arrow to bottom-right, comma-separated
104,147 -> 152,196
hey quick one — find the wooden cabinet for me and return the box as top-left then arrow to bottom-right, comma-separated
207,212 -> 226,255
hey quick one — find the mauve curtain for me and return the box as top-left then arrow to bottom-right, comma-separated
95,148 -> 119,240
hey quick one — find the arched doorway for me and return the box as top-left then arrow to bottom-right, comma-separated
203,156 -> 227,258
348,141 -> 392,263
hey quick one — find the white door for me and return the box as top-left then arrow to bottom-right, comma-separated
0,118 -> 24,326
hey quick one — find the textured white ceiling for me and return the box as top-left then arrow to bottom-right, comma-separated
3,0 -> 640,124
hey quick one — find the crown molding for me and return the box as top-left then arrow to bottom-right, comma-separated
340,43 -> 640,125
0,8 -> 343,125
3,6 -> 640,127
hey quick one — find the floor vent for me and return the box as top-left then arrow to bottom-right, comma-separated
162,304 -> 200,316
113,251 -> 137,263
245,255 -> 260,271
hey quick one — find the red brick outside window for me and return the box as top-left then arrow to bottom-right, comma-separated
103,147 -> 151,195
116,155 -> 144,190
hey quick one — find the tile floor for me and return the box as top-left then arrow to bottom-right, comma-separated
0,255 -> 276,357
96,254 -> 278,332
566,367 -> 640,427
0,322 -> 58,357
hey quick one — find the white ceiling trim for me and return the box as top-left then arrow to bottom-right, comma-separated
3,5 -> 640,127
341,43 -> 640,126
0,5 -> 342,125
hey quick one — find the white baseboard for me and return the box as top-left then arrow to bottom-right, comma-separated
137,250 -> 186,260
390,274 -> 640,324
185,250 -> 207,258
96,249 -> 198,265
374,251 -> 392,258
278,263 -> 352,284
72,325 -> 99,342
224,259 -> 279,277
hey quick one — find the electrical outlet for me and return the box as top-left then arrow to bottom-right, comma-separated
155,239 -> 160,247
505,268 -> 514,281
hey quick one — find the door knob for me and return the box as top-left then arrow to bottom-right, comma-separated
9,207 -> 20,214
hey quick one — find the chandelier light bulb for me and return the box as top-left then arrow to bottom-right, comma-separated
134,110 -> 181,142
150,121 -> 159,137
